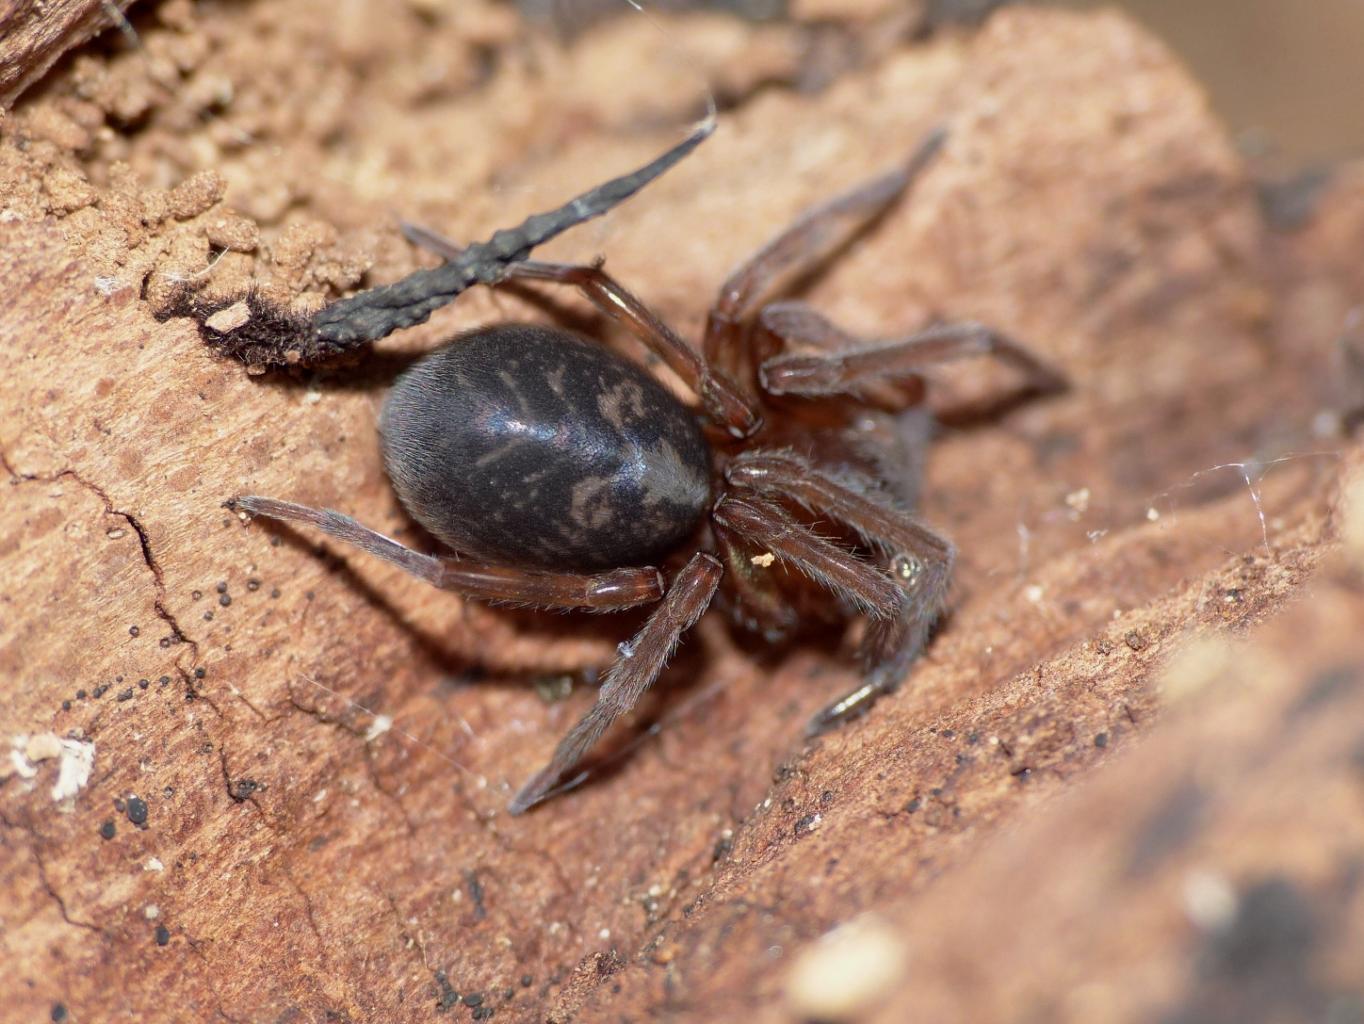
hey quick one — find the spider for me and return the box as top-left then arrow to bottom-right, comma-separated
227,125 -> 1064,813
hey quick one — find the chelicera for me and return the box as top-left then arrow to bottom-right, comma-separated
222,124 -> 1064,812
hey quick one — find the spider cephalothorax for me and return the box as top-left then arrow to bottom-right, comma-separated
210,125 -> 1063,812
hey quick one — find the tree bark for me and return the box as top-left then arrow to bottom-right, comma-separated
1,4 -> 1360,1022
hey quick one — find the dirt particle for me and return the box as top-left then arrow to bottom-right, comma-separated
216,581 -> 228,594
1124,631 -> 1147,651
191,590 -> 202,600
116,687 -> 134,702
127,795 -> 149,827
905,797 -> 921,814
167,169 -> 225,219
194,667 -> 207,679
463,992 -> 484,1007
247,578 -> 261,591
713,833 -> 734,861
139,678 -> 149,689
76,689 -> 86,700
205,213 -> 260,254
159,676 -> 171,686
435,969 -> 459,1011
154,924 -> 171,946
99,820 -> 116,840
520,975 -> 533,988
51,1004 -> 68,1022
218,593 -> 232,607
231,778 -> 261,802
794,813 -> 822,837
785,914 -> 907,1022
1094,732 -> 1109,748
466,870 -> 487,921
129,625 -> 140,637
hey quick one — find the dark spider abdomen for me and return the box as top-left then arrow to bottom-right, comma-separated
380,324 -> 712,571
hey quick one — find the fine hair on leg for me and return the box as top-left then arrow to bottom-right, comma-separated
230,496 -> 664,610
510,552 -> 723,813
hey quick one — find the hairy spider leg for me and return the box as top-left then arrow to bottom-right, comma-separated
759,316 -> 1067,399
724,451 -> 955,731
230,497 -> 664,610
394,237 -> 764,440
712,492 -> 905,617
510,552 -> 723,814
703,126 -> 948,383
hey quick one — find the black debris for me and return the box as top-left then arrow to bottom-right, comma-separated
126,795 -> 149,827
99,820 -> 116,841
162,120 -> 714,367
230,779 -> 261,802
434,969 -> 459,1012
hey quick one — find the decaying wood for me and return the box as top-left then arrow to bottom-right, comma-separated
1,3 -> 1361,1022
0,0 -> 139,109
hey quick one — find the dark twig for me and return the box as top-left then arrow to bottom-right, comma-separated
161,115 -> 716,368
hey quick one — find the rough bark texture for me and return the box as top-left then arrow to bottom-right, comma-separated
0,0 -> 139,109
1,3 -> 1362,1023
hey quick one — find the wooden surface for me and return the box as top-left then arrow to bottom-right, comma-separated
0,1 -> 138,109
1,3 -> 1361,1022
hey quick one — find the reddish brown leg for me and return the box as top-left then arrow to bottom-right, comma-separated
398,230 -> 762,438
755,302 -> 927,410
703,127 -> 948,380
760,316 -> 1066,398
712,494 -> 904,617
510,552 -> 723,813
232,497 -> 663,610
501,260 -> 761,438
724,451 -> 955,730
711,522 -> 801,643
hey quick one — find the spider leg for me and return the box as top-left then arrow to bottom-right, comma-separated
724,450 -> 955,731
231,497 -> 663,610
476,259 -> 762,439
509,552 -> 722,813
399,222 -> 464,261
702,126 -> 948,379
759,316 -> 1066,399
712,521 -> 801,643
712,494 -> 904,617
754,301 -> 927,411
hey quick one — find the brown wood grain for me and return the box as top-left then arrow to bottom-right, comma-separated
0,0 -> 138,109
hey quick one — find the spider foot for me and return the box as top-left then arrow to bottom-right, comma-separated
805,675 -> 901,736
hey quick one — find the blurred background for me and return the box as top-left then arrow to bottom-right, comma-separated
520,0 -> 1364,170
